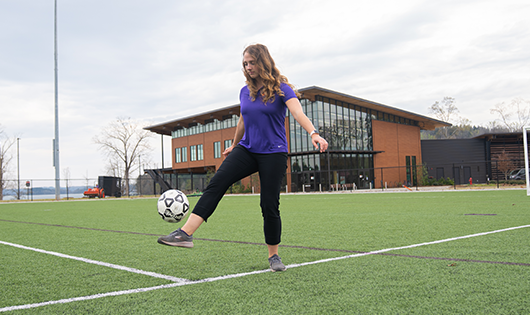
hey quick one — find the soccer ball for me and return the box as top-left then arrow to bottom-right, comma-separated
157,189 -> 190,223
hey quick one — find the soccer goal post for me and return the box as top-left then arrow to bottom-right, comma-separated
523,126 -> 530,196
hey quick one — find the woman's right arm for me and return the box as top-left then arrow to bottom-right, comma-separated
222,115 -> 245,157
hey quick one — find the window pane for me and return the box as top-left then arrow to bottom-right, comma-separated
224,139 -> 232,150
289,113 -> 296,153
175,148 -> 181,163
322,99 -> 330,141
190,145 -> 196,161
330,100 -> 337,151
214,142 -> 221,159
291,156 -> 301,172
197,144 -> 204,160
315,99 -> 324,135
182,147 -> 187,162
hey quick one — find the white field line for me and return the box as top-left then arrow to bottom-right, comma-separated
286,224 -> 530,268
0,240 -> 187,283
2,224 -> 530,313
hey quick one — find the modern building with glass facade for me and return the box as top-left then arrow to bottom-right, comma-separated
144,86 -> 449,193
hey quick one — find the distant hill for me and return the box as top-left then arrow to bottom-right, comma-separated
4,186 -> 88,196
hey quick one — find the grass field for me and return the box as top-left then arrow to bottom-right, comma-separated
1,189 -> 529,314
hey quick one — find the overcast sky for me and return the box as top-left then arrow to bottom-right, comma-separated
1,0 -> 529,186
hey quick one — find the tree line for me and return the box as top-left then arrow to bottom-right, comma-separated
421,97 -> 530,139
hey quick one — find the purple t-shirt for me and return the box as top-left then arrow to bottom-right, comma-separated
239,83 -> 297,154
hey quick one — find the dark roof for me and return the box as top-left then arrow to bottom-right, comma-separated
473,132 -> 526,142
473,131 -> 523,139
145,86 -> 450,135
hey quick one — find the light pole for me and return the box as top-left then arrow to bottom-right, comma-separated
53,0 -> 61,200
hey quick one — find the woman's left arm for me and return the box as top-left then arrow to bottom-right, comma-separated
286,98 -> 328,152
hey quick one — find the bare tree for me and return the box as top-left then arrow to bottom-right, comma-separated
83,171 -> 92,191
490,98 -> 530,132
0,126 -> 16,200
429,97 -> 458,122
93,117 -> 154,197
495,150 -> 516,180
485,120 -> 510,133
428,97 -> 459,138
62,167 -> 71,197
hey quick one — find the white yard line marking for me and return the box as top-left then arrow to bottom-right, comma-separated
286,224 -> 530,268
0,241 -> 187,283
0,269 -> 274,313
2,224 -> 529,313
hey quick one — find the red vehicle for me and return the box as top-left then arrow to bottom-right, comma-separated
83,187 -> 105,198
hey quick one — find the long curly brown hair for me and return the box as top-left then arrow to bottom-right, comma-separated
242,44 -> 300,103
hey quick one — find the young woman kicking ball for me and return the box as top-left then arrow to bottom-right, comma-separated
158,43 -> 328,272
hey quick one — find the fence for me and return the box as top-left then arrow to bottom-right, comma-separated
0,175 -> 159,201
287,159 -> 525,193
1,159 -> 525,201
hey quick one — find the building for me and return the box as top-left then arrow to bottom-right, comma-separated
421,139 -> 489,185
144,86 -> 449,193
421,132 -> 530,184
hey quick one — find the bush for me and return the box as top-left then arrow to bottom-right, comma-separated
498,180 -> 526,185
422,177 -> 454,186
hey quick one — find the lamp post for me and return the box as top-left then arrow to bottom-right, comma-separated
53,0 -> 61,201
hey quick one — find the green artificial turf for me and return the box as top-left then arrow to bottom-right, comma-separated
1,190 -> 529,314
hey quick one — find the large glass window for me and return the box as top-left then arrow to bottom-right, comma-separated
289,96 -> 382,154
286,95 -> 418,189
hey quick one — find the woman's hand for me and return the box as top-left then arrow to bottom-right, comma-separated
222,145 -> 235,157
311,134 -> 328,152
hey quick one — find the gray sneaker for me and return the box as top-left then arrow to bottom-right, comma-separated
157,228 -> 194,248
268,254 -> 286,272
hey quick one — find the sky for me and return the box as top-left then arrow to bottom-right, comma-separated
1,0 -> 529,186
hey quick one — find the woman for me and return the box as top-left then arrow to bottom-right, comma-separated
158,44 -> 328,272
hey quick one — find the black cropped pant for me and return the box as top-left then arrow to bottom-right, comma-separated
191,145 -> 287,245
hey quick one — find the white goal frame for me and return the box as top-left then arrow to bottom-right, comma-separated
523,126 -> 530,196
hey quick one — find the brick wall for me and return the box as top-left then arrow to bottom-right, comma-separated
372,120 -> 422,188
171,127 -> 236,171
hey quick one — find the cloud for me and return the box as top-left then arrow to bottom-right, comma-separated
1,0 -> 530,182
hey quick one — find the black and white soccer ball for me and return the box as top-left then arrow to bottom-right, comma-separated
157,189 -> 190,223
